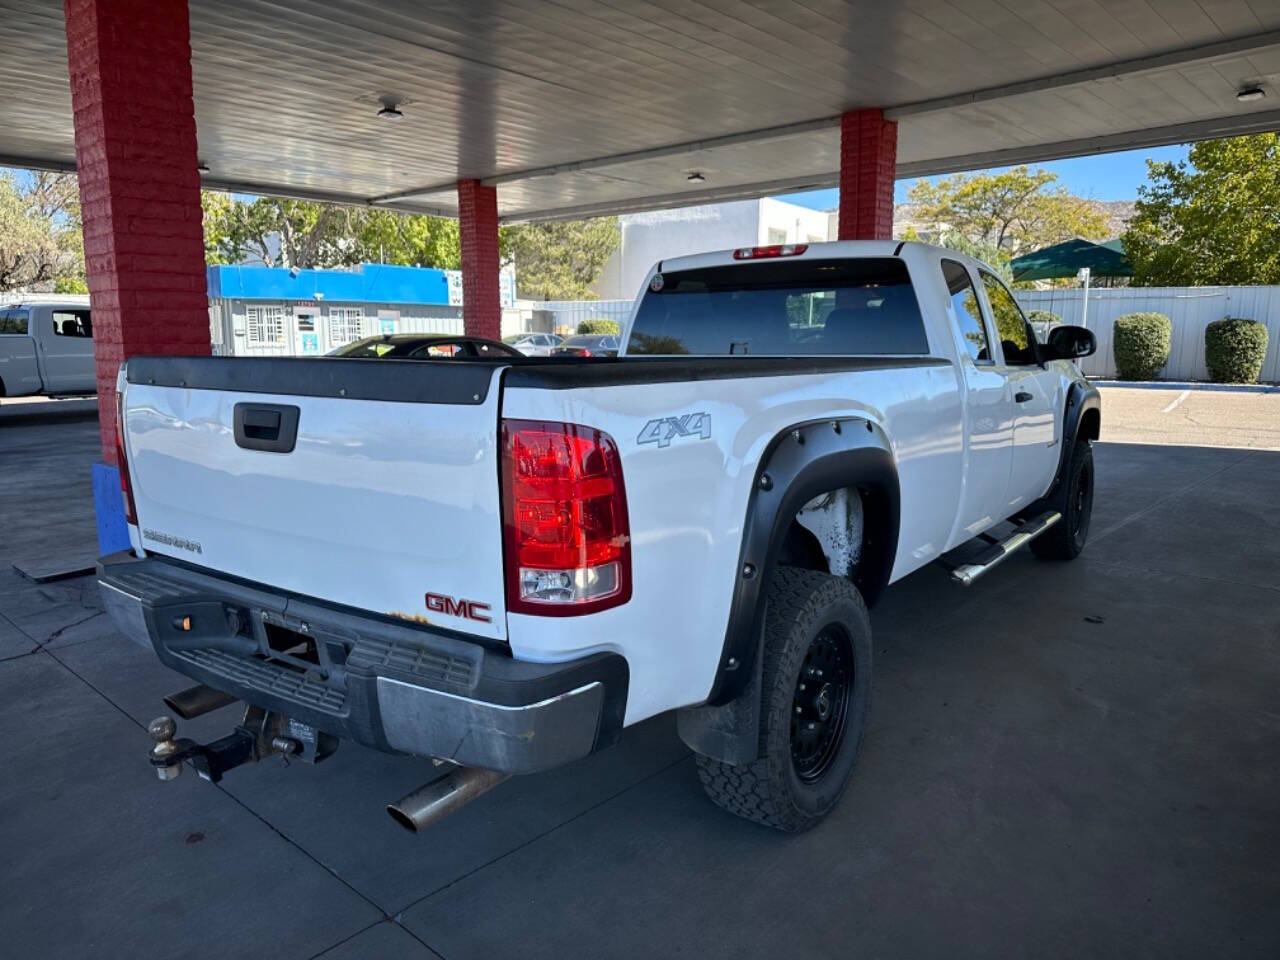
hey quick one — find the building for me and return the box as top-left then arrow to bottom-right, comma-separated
592,198 -> 834,301
207,263 -> 515,356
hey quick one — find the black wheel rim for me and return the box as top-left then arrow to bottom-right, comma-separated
790,624 -> 854,784
1072,458 -> 1094,545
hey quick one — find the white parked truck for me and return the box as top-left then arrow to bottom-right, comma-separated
0,301 -> 95,397
100,241 -> 1100,832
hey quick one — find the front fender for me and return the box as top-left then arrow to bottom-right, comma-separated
1033,378 -> 1100,509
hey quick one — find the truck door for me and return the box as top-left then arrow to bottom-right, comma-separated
939,259 -> 1014,542
978,272 -> 1059,512
42,308 -> 96,394
0,308 -> 42,396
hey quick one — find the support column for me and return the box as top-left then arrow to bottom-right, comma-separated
837,108 -> 898,242
456,179 -> 501,340
65,0 -> 209,550
66,0 -> 209,465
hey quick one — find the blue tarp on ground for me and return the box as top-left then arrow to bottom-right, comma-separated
207,263 -> 451,305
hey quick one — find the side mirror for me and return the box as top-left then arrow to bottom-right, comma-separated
1047,325 -> 1096,360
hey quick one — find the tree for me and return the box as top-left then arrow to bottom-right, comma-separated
504,217 -> 619,300
908,166 -> 1107,255
0,171 -> 85,293
201,194 -> 364,269
934,233 -> 1014,283
201,194 -> 467,271
355,209 -> 461,269
1123,134 -> 1280,286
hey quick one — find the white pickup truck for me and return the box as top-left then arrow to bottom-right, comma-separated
100,241 -> 1100,833
0,301 -> 96,397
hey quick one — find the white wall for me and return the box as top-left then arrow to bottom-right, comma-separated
593,200 -> 760,300
757,197 -> 835,246
1017,285 -> 1280,382
593,197 -> 835,301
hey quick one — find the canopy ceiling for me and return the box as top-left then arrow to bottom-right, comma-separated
1,0 -> 1278,221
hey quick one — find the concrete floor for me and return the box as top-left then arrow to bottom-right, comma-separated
1100,384 -> 1280,450
2,410 -> 1278,959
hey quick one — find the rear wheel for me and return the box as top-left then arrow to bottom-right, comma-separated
695,568 -> 872,832
1031,438 -> 1094,561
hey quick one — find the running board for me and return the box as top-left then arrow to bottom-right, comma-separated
950,511 -> 1062,586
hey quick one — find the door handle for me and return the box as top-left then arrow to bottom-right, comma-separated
1015,390 -> 1033,403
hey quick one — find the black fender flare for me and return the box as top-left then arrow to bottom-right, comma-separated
1030,378 -> 1101,511
678,417 -> 899,764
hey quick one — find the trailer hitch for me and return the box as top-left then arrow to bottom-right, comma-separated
147,705 -> 337,783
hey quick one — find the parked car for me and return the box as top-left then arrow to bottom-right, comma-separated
504,332 -> 563,356
552,333 -> 620,357
0,301 -> 95,396
328,334 -> 522,360
103,240 -> 1099,834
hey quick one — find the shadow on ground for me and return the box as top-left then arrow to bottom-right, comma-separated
3,418 -> 1278,959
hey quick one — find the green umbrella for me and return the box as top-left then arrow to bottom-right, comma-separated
1010,238 -> 1132,282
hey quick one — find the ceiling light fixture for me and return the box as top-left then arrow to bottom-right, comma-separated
687,172 -> 706,183
377,102 -> 404,120
1236,84 -> 1266,103
197,160 -> 210,173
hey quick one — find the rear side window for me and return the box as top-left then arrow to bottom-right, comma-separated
52,310 -> 92,338
941,260 -> 990,363
0,309 -> 30,335
627,258 -> 929,356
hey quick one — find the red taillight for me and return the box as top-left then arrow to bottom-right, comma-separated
579,348 -> 593,357
501,419 -> 631,616
115,388 -> 137,525
732,243 -> 808,260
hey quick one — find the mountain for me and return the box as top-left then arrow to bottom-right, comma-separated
1092,200 -> 1135,238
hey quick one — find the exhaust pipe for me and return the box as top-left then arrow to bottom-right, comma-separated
387,767 -> 509,833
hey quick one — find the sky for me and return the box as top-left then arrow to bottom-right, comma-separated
780,143 -> 1190,211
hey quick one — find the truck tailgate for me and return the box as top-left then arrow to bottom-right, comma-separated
120,357 -> 508,642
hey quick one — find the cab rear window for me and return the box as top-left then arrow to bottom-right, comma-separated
626,258 -> 928,356
0,309 -> 30,335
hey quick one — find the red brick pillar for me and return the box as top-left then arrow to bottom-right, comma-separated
65,0 -> 210,464
457,179 -> 501,340
837,109 -> 898,242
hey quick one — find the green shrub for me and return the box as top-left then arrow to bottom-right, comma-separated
1112,312 -> 1172,380
1204,317 -> 1269,384
577,317 -> 620,335
1026,310 -> 1061,326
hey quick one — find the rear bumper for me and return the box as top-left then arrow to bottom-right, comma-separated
98,551 -> 628,774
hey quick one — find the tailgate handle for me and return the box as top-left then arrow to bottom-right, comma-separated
233,403 -> 300,453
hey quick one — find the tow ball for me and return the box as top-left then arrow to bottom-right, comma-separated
147,703 -> 337,783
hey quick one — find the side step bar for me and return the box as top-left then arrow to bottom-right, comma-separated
950,511 -> 1062,586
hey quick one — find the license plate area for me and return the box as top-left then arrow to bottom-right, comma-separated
256,611 -> 349,687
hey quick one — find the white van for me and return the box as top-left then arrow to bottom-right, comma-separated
0,301 -> 96,397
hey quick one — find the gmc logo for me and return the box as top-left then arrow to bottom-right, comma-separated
425,592 -> 492,623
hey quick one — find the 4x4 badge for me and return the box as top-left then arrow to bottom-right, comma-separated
637,413 -> 712,448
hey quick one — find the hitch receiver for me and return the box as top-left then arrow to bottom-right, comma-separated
147,706 -> 337,783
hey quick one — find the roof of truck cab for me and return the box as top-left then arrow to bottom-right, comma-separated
3,300 -> 91,310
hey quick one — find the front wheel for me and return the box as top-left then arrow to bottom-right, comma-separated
1032,438 -> 1094,561
695,568 -> 872,832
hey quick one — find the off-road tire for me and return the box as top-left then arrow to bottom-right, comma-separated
695,568 -> 872,832
1031,438 -> 1094,561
